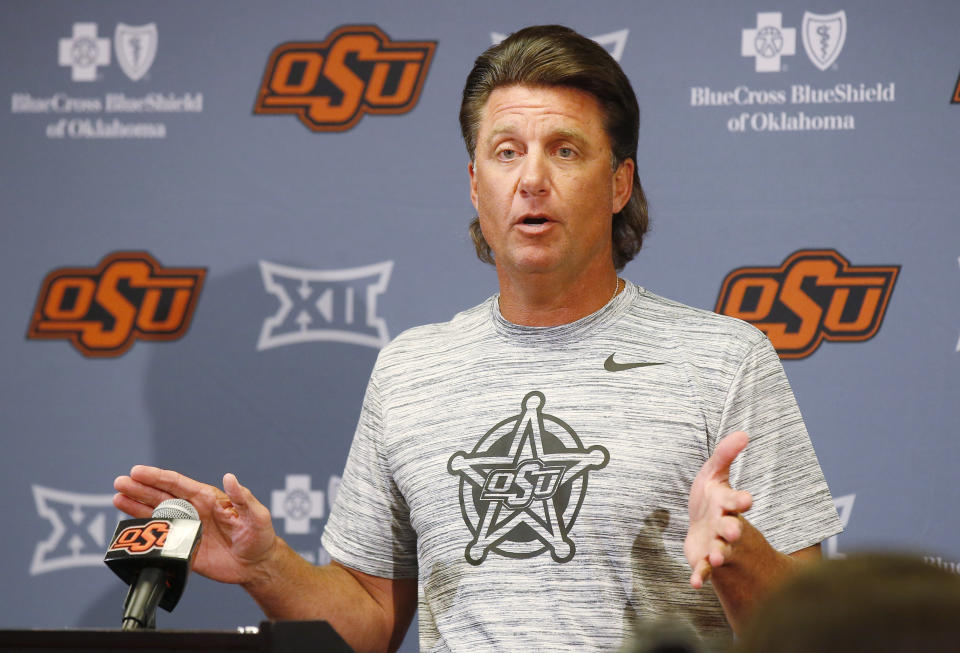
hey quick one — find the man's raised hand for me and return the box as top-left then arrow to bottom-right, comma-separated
113,466 -> 278,586
684,431 -> 754,589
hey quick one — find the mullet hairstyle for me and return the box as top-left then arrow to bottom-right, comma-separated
459,24 -> 649,271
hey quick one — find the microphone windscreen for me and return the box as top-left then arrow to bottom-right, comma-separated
152,498 -> 199,521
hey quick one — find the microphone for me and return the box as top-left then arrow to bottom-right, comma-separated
104,498 -> 203,630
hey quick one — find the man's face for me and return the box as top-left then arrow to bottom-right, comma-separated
469,84 -> 633,281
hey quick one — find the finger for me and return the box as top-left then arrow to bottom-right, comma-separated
222,473 -> 248,507
702,431 -> 749,481
214,473 -> 244,518
708,539 -> 732,568
223,473 -> 271,523
113,492 -> 155,518
114,474 -> 176,509
130,465 -> 221,506
720,514 -> 744,543
718,489 -> 754,514
690,559 -> 711,589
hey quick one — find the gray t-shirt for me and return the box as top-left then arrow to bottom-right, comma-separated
322,281 -> 842,651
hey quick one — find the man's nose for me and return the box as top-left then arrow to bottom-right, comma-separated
517,151 -> 549,196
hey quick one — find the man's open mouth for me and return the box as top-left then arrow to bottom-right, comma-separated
522,216 -> 549,225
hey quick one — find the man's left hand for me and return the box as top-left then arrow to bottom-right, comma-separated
684,430 -> 754,589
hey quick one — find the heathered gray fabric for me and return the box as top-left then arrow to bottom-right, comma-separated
322,281 -> 842,651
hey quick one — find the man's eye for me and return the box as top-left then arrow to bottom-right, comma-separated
497,149 -> 518,161
557,147 -> 575,158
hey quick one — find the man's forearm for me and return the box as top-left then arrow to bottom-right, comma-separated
709,516 -> 815,634
240,537 -> 415,653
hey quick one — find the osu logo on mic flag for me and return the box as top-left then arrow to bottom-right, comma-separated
254,25 -> 436,132
109,520 -> 171,554
105,517 -> 202,562
715,249 -> 899,359
27,251 -> 205,357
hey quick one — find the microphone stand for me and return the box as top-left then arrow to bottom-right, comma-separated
120,567 -> 166,630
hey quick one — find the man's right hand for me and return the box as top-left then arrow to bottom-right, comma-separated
115,466 -> 418,653
113,467 -> 278,586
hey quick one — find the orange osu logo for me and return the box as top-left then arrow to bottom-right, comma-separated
952,69 -> 960,104
715,249 -> 899,359
254,25 -> 436,132
109,520 -> 170,554
28,252 -> 205,357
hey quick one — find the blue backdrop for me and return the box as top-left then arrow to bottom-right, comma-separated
2,2 -> 958,650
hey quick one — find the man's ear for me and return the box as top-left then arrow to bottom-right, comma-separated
612,158 -> 634,213
469,161 -> 479,211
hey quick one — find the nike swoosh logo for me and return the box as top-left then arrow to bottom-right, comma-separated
604,354 -> 665,372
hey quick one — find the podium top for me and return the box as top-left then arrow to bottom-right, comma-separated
0,620 -> 353,653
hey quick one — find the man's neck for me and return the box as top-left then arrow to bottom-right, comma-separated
495,268 -> 622,327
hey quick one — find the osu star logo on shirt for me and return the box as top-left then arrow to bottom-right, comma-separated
254,25 -> 436,132
448,391 -> 609,565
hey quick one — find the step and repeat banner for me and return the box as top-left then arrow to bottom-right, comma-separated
2,0 -> 957,648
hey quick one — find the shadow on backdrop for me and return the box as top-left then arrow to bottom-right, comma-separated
79,263 -> 382,634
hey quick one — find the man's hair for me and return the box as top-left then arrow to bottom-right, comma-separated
459,24 -> 649,272
734,553 -> 960,653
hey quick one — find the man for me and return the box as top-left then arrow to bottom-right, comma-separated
114,25 -> 842,653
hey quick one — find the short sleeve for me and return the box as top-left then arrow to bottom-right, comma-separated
718,337 -> 843,554
320,373 -> 419,578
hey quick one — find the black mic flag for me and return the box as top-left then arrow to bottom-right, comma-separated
104,498 -> 202,630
